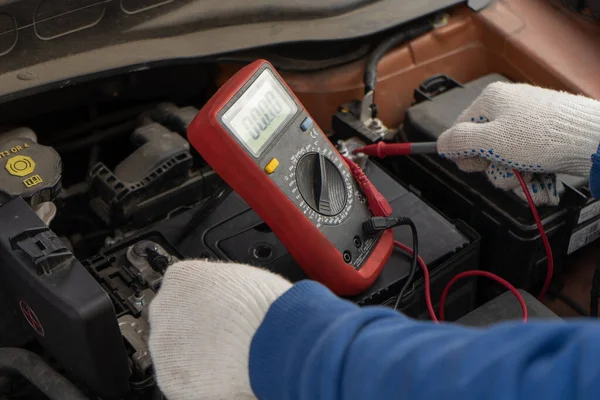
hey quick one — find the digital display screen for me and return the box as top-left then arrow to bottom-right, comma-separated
222,69 -> 298,157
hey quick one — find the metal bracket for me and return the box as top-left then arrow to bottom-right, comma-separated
119,315 -> 152,376
359,90 -> 389,141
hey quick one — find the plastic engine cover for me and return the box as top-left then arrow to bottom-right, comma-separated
0,198 -> 130,399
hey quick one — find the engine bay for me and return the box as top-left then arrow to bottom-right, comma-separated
1,1 -> 600,399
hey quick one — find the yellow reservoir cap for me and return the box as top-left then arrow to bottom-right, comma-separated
264,158 -> 279,174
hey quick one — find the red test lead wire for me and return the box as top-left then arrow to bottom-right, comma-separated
354,141 -> 438,158
344,156 -> 392,217
439,271 -> 529,323
392,170 -> 546,323
514,170 -> 554,301
394,241 -> 438,323
393,241 -> 528,323
347,148 -> 541,321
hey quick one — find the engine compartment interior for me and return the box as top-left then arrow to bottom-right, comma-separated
1,1 -> 600,399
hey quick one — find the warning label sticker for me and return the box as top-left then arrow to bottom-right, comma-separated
568,219 -> 600,254
578,202 -> 600,225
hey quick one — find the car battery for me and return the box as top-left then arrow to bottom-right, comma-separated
177,161 -> 481,321
395,73 -> 600,294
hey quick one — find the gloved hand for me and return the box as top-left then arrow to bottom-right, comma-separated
437,82 -> 600,205
149,260 -> 292,400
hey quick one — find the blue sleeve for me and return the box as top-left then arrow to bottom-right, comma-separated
590,144 -> 600,198
249,281 -> 600,400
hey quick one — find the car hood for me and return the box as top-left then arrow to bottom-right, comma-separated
0,0 -> 491,102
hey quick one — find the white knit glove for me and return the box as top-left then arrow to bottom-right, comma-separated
437,82 -> 600,205
148,260 -> 292,400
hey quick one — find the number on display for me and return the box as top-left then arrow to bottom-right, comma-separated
242,91 -> 283,140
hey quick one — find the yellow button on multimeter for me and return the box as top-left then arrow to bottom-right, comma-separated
264,158 -> 279,174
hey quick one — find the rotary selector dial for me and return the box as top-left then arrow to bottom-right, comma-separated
296,153 -> 347,215
285,142 -> 355,228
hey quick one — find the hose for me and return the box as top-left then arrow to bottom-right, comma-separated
363,21 -> 434,94
55,120 -> 138,153
0,348 -> 89,400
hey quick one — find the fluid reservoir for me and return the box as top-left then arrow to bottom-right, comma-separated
0,129 -> 61,208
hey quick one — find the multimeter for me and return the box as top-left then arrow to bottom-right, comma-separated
187,60 -> 393,295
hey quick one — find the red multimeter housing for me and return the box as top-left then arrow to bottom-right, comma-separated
187,60 -> 393,295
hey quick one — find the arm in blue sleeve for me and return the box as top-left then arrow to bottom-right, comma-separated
249,281 -> 600,400
589,144 -> 600,198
